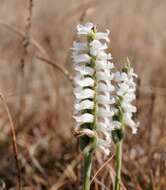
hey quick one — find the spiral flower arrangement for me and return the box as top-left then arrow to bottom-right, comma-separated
71,23 -> 139,190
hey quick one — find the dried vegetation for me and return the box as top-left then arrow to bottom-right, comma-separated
0,0 -> 165,189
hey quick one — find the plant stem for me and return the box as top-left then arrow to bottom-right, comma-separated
83,152 -> 93,190
114,141 -> 123,190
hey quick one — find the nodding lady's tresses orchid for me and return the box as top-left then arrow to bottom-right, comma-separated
72,23 -> 115,155
71,23 -> 139,190
112,61 -> 139,190
112,60 -> 139,142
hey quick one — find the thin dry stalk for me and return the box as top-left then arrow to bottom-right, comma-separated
0,94 -> 22,190
90,154 -> 115,184
150,169 -> 156,190
94,178 -> 110,190
37,56 -> 73,84
0,22 -> 73,85
27,0 -> 34,32
49,153 -> 82,190
17,0 -> 35,129
132,175 -> 143,190
0,21 -> 47,56
148,94 -> 155,148
20,0 -> 34,72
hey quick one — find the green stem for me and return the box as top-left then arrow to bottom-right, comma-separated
83,152 -> 93,190
114,141 -> 123,190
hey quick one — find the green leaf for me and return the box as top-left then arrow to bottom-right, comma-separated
112,128 -> 124,143
79,136 -> 91,151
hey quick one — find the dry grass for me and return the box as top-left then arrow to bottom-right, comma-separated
0,0 -> 165,189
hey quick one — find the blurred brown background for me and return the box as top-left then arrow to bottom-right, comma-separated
0,0 -> 165,189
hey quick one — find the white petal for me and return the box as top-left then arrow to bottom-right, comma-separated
97,82 -> 114,92
90,40 -> 108,56
97,83 -> 108,92
74,86 -> 82,93
72,42 -> 87,51
77,23 -> 94,35
110,121 -> 121,129
76,77 -> 94,87
96,52 -> 112,60
73,54 -> 91,63
74,65 -> 94,76
108,62 -> 114,69
98,107 -> 114,117
123,93 -> 136,102
96,122 -> 108,131
107,53 -> 113,60
97,138 -> 110,155
131,126 -> 138,134
95,61 -> 114,70
122,102 -> 137,113
75,100 -> 94,111
74,113 -> 94,124
124,113 -> 136,128
95,29 -> 110,42
96,123 -> 112,142
118,83 -> 129,91
115,72 -> 128,82
95,60 -> 107,69
97,95 -> 115,104
90,40 -> 107,50
96,71 -> 113,81
75,88 -> 94,100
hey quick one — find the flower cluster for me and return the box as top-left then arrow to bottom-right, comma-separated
72,23 -> 115,155
72,23 -> 138,155
114,62 -> 139,134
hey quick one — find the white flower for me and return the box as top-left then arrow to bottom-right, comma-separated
74,65 -> 94,76
77,23 -> 94,35
89,40 -> 107,56
74,100 -> 94,111
74,113 -> 94,124
72,54 -> 91,63
72,23 -> 115,155
97,138 -> 111,156
95,29 -> 110,42
114,63 -> 139,134
74,88 -> 95,100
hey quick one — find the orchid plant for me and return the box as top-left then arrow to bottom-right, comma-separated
71,23 -> 139,190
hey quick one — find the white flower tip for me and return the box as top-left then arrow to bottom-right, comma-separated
132,122 -> 140,134
102,147 -> 110,156
132,128 -> 137,134
106,29 -> 110,34
76,23 -> 94,34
